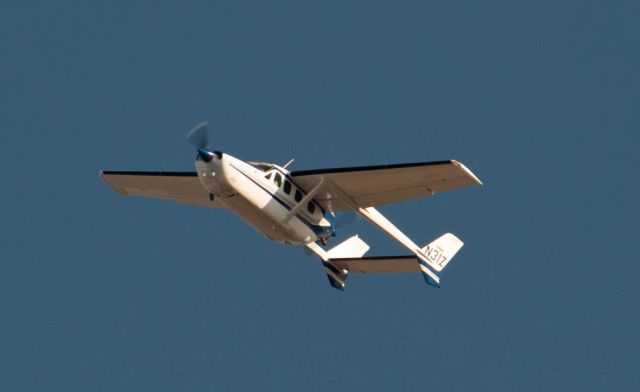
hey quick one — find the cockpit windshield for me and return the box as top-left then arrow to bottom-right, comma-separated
248,161 -> 275,172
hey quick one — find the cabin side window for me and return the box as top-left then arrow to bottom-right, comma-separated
307,202 -> 316,214
273,173 -> 282,187
294,189 -> 302,202
283,180 -> 291,195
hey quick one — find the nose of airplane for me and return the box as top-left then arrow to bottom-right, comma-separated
187,121 -> 224,163
196,147 -> 215,162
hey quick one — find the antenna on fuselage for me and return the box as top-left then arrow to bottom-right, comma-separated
282,158 -> 295,170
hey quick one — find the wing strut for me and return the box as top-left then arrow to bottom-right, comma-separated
282,177 -> 325,224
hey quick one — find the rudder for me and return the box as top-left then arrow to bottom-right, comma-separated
418,233 -> 464,287
420,233 -> 464,272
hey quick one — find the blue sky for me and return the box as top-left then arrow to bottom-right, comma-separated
2,1 -> 639,390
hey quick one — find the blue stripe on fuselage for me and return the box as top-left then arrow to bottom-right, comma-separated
228,164 -> 334,238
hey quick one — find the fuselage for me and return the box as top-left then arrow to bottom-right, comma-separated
194,151 -> 335,245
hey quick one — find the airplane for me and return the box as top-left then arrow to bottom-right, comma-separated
100,122 -> 482,290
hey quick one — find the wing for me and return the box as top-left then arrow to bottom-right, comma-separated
100,171 -> 225,208
290,160 -> 482,211
330,256 -> 420,274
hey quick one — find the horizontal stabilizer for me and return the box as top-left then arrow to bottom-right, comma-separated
330,256 -> 419,274
329,255 -> 440,287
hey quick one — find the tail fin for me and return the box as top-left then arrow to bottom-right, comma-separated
418,233 -> 464,287
305,235 -> 369,290
325,235 -> 369,290
326,235 -> 369,259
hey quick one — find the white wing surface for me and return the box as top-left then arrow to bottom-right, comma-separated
100,171 -> 226,208
290,160 -> 482,212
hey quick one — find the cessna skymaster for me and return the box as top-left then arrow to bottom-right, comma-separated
100,122 -> 482,290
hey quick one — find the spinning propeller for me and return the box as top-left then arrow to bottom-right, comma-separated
186,121 -> 218,162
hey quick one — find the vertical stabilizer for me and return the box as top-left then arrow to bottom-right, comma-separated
418,233 -> 463,287
326,235 -> 369,259
420,233 -> 464,272
306,235 -> 369,290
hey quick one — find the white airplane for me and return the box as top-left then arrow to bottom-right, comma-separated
100,122 -> 482,290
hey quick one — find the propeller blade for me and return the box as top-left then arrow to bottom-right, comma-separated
186,121 -> 209,149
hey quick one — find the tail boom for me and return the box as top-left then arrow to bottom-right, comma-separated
355,206 -> 463,287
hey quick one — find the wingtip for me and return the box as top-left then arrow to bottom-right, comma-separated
99,171 -> 128,196
452,160 -> 483,186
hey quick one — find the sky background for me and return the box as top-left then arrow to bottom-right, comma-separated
1,1 -> 639,390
